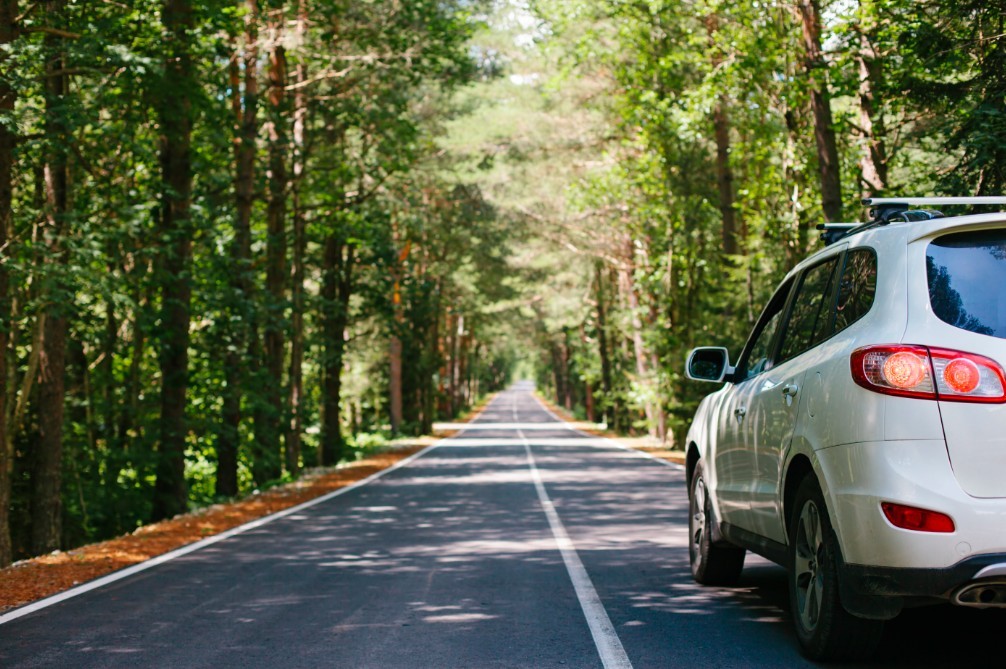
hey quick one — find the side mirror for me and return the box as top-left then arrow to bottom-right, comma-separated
685,347 -> 734,383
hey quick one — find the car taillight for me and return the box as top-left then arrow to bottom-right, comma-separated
881,502 -> 955,533
851,345 -> 1006,403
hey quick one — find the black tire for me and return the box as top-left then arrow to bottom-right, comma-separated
689,461 -> 745,585
788,476 -> 884,661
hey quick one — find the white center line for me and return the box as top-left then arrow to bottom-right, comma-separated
514,394 -> 634,669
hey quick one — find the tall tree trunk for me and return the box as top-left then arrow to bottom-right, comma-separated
796,0 -> 843,222
0,0 -> 16,567
579,322 -> 594,421
101,276 -> 116,448
116,269 -> 150,454
594,262 -> 614,428
423,284 -> 440,433
33,0 -> 70,554
285,0 -> 307,476
388,238 -> 407,434
855,8 -> 887,197
713,98 -> 739,256
261,11 -> 287,481
218,3 -> 258,498
115,261 -> 148,454
619,245 -> 657,439
560,331 -> 572,410
446,311 -> 457,415
320,232 -> 353,466
152,0 -> 195,521
389,331 -> 403,432
705,14 -> 739,256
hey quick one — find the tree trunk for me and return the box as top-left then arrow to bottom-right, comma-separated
389,334 -> 403,432
116,272 -> 150,454
796,0 -> 843,222
713,99 -> 739,255
619,249 -> 657,438
32,318 -> 67,554
594,262 -> 614,428
320,232 -> 353,466
423,283 -> 440,433
101,280 -> 116,448
579,323 -> 595,422
261,14 -> 287,481
218,2 -> 258,498
446,311 -> 457,415
705,15 -> 739,256
0,0 -> 16,567
855,10 -> 887,197
285,0 -> 307,476
152,0 -> 195,521
33,0 -> 70,554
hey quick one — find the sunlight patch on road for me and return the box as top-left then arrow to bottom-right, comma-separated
422,613 -> 499,623
435,422 -> 602,431
439,437 -> 613,447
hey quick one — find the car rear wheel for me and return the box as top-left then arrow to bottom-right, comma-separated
789,476 -> 884,661
689,461 -> 745,585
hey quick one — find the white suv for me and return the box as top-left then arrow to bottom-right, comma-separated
684,197 -> 1006,661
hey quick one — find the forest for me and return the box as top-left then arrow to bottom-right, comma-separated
0,0 -> 1002,567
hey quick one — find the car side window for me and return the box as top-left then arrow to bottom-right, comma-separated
777,256 -> 841,364
737,279 -> 793,381
833,249 -> 877,334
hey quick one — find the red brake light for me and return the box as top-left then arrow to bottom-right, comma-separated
851,345 -> 1006,403
942,358 -> 980,394
881,502 -> 955,533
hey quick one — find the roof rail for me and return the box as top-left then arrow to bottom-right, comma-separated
862,197 -> 1006,207
864,196 -> 1006,226
818,196 -> 1006,246
817,223 -> 860,246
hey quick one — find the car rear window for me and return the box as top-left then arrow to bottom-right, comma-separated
927,229 -> 1006,338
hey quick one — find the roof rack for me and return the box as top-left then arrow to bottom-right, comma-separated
865,196 -> 1006,225
819,196 -> 1006,245
817,223 -> 860,246
862,197 -> 1006,207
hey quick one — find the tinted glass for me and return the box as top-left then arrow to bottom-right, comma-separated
777,257 -> 840,363
833,249 -> 877,334
739,280 -> 792,380
927,230 -> 1006,338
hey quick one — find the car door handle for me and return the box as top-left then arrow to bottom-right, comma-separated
782,384 -> 799,397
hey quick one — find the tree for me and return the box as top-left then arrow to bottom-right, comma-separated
260,0 -> 289,483
795,0 -> 843,221
152,0 -> 197,521
31,0 -> 71,554
0,0 -> 17,567
217,0 -> 259,498
899,0 -> 1006,194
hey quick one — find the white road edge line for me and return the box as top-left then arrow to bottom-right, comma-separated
0,441 -> 444,626
530,394 -> 685,470
515,396 -> 633,669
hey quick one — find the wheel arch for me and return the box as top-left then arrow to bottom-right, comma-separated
686,441 -> 701,490
784,454 -> 816,530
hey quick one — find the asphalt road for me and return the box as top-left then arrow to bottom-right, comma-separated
2,383 -> 1005,668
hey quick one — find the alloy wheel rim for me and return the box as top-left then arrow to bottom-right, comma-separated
793,499 -> 825,631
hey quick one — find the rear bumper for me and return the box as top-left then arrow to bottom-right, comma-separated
816,439 -> 1006,569
837,554 -> 1006,619
814,439 -> 1006,618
